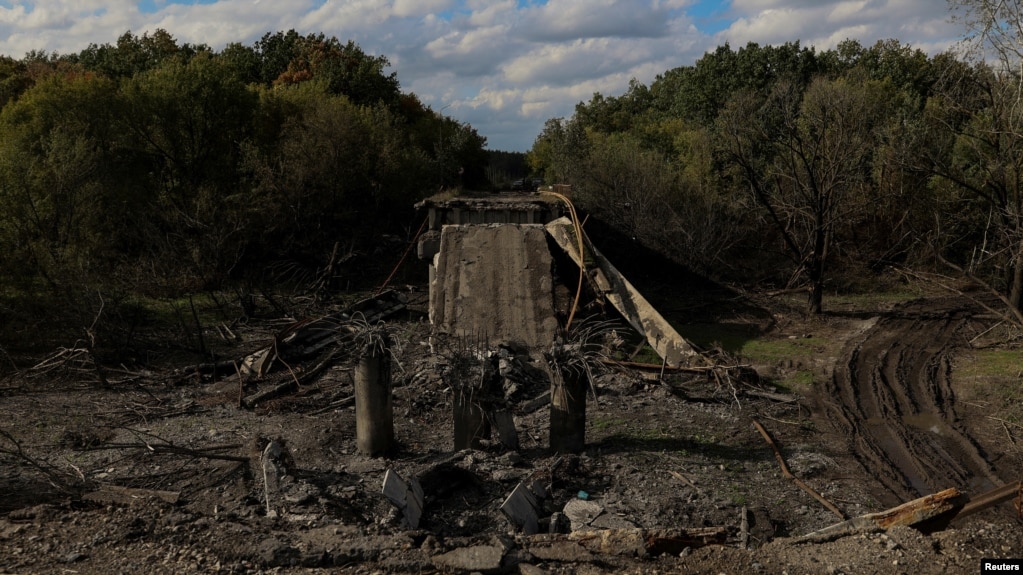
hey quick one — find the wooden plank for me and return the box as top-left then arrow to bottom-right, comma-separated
545,217 -> 696,367
795,488 -> 967,543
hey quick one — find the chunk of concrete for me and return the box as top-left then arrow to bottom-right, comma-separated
546,217 -> 697,367
431,544 -> 505,573
562,498 -> 604,532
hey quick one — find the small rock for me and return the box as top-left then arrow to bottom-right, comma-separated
62,552 -> 88,564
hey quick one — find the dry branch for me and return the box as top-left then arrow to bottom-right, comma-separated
752,418 -> 846,520
78,430 -> 250,463
0,429 -> 83,494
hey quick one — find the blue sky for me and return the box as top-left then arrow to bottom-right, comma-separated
0,0 -> 964,151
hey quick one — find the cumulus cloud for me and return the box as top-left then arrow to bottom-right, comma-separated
720,0 -> 959,51
520,0 -> 675,41
0,0 -> 965,150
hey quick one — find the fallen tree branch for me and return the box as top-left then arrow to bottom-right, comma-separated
81,441 -> 251,462
0,429 -> 83,494
79,430 -> 251,463
794,487 -> 967,543
242,378 -> 298,409
895,264 -> 1023,329
752,418 -> 846,520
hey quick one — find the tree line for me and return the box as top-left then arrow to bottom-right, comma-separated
0,29 -> 488,311
527,8 -> 1023,321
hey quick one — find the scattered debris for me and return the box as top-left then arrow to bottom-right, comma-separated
564,527 -> 731,556
226,291 -> 407,408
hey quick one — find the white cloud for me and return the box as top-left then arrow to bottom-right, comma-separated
720,0 -> 959,52
394,0 -> 452,18
521,0 -> 673,41
0,0 -> 968,150
465,0 -> 516,27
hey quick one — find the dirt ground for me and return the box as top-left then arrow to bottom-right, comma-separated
0,288 -> 1021,575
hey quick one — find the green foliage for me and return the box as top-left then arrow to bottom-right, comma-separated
0,29 -> 486,313
531,36 -> 955,310
0,71 -> 124,292
0,56 -> 31,109
76,29 -> 209,79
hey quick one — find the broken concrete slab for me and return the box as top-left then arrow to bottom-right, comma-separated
501,482 -> 541,535
545,217 -> 697,367
430,224 -> 560,351
381,469 -> 424,530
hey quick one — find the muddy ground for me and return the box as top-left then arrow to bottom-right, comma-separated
0,288 -> 1021,574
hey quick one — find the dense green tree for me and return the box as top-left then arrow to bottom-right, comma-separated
0,56 -> 32,109
899,0 -> 1023,321
118,52 -> 258,288
917,62 -> 1023,319
241,82 -> 432,270
0,71 -> 128,292
650,41 -> 829,125
251,31 -> 401,107
77,29 -> 208,79
717,76 -> 898,312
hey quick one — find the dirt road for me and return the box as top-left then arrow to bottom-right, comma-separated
819,297 -> 1005,506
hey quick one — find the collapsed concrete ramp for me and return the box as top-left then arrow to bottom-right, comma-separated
430,224 -> 560,349
546,217 -> 698,367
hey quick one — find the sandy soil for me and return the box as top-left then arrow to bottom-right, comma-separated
0,291 -> 1020,574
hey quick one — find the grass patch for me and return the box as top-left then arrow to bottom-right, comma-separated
590,416 -> 629,433
777,369 -> 815,390
956,348 -> 1022,424
957,349 -> 1023,379
680,323 -> 825,362
737,338 -> 824,364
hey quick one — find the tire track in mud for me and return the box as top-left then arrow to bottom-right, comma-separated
820,298 -> 1002,506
